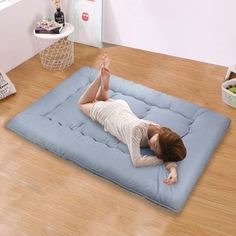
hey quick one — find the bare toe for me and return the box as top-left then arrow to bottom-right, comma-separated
99,54 -> 110,75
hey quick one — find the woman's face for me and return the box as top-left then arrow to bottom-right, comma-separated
148,134 -> 162,157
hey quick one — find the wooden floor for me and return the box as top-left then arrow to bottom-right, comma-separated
0,43 -> 235,236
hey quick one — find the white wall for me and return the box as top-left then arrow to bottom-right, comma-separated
0,0 -> 66,72
103,0 -> 236,67
1,0 -> 235,72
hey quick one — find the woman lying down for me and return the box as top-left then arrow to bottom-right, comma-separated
79,55 -> 186,185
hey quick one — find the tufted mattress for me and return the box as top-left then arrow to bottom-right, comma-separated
6,67 -> 230,212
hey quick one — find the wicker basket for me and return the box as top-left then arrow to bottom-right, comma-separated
40,37 -> 74,70
222,66 -> 236,108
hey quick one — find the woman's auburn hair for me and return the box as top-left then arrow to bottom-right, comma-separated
158,127 -> 187,162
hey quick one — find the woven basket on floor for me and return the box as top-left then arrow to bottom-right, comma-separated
222,66 -> 236,108
40,37 -> 74,70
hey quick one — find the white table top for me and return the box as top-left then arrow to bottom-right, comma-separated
34,23 -> 74,40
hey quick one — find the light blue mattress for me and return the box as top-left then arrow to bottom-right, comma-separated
6,67 -> 230,212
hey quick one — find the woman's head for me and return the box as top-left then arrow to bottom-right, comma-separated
149,127 -> 186,162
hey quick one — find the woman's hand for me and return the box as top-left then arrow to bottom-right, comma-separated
163,167 -> 177,185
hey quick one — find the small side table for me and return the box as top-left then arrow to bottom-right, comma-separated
34,23 -> 75,70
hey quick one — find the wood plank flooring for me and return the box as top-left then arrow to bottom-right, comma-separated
0,43 -> 235,236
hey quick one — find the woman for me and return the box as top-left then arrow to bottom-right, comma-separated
79,55 -> 186,185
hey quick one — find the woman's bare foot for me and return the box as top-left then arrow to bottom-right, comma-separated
100,54 -> 110,70
100,54 -> 110,91
94,55 -> 111,101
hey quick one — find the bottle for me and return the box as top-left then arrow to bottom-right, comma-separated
54,8 -> 65,26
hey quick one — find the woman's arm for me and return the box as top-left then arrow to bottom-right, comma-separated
131,154 -> 163,168
128,126 -> 163,167
128,126 -> 178,184
164,163 -> 178,185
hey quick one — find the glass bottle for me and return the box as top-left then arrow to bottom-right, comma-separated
54,8 -> 65,26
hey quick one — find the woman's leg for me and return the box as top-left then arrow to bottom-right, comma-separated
95,54 -> 110,101
95,67 -> 110,101
79,54 -> 110,104
79,73 -> 101,105
79,55 -> 110,116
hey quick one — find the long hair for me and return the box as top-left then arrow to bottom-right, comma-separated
158,127 -> 186,162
